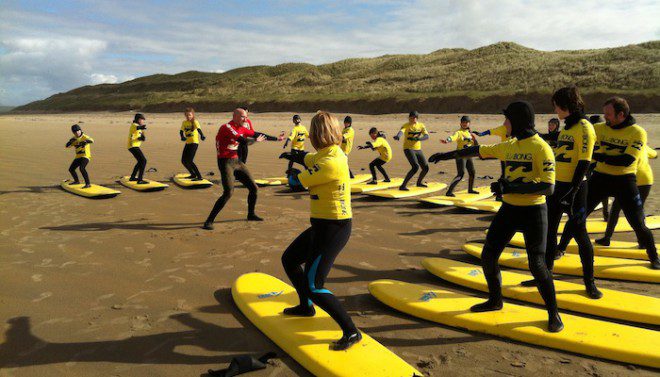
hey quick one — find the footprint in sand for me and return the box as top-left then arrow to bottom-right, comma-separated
130,315 -> 152,331
359,261 -> 376,269
124,246 -> 134,253
144,242 -> 156,250
32,292 -> 52,302
31,274 -> 42,282
135,258 -> 151,267
168,275 -> 186,283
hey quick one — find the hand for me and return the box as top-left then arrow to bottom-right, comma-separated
278,131 -> 285,141
66,139 -> 74,147
393,135 -> 400,141
559,188 -> 577,215
200,135 -> 206,141
279,152 -> 292,160
138,135 -> 146,141
181,136 -> 186,142
428,152 -> 451,163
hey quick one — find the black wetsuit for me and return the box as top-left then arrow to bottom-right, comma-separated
602,185 -> 651,242
205,158 -> 258,223
446,158 -> 475,195
181,143 -> 202,179
69,158 -> 90,185
369,158 -> 390,181
402,149 -> 429,187
129,147 -> 147,181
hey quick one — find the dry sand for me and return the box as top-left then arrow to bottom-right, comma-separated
0,112 -> 658,377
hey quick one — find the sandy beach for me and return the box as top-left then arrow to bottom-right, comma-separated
0,112 -> 658,377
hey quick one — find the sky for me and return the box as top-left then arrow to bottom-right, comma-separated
0,0 -> 658,106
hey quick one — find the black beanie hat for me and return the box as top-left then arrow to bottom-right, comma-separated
460,115 -> 471,123
408,111 -> 419,118
71,124 -> 81,133
292,114 -> 301,121
344,116 -> 352,124
503,101 -> 535,137
133,113 -> 145,123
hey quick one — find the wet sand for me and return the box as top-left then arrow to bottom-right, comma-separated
0,112 -> 658,376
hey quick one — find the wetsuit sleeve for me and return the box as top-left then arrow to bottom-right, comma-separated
447,131 -> 459,142
253,132 -> 278,141
479,142 -> 506,160
536,142 -> 556,184
576,122 -> 595,162
298,155 -> 339,187
625,128 -> 646,162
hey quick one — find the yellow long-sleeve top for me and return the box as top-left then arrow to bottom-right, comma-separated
181,120 -> 202,144
479,134 -> 555,206
447,129 -> 476,150
400,121 -> 428,150
298,145 -> 352,220
593,121 -> 647,176
127,123 -> 144,149
637,146 -> 656,186
490,125 -> 509,141
341,126 -> 355,155
288,124 -> 309,151
370,136 -> 392,162
67,134 -> 94,159
554,118 -> 596,183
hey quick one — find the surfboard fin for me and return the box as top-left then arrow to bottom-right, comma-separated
207,352 -> 276,377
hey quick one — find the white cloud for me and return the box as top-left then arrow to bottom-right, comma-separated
0,0 -> 658,106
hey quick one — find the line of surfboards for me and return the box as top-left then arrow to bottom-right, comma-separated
60,173 -> 216,198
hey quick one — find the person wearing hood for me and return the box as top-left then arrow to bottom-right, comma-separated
341,116 -> 355,178
428,101 -> 563,333
518,86 -> 601,299
283,114 -> 308,175
127,113 -> 148,184
65,124 -> 94,188
561,97 -> 658,269
540,118 -> 561,147
441,115 -> 479,196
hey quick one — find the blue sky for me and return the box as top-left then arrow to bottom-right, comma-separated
1,0 -> 658,106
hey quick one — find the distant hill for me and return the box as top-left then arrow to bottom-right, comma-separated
13,41 -> 660,114
0,106 -> 15,113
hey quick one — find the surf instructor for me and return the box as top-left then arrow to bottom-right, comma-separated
429,101 -> 563,332
279,111 -> 361,351
203,108 -> 283,230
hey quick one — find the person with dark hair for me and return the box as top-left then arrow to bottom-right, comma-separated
357,127 -> 392,184
282,114 -> 308,175
540,118 -> 561,146
441,115 -> 478,196
127,113 -> 148,184
561,97 -> 659,269
589,115 -> 603,125
179,107 -> 206,180
341,116 -> 355,178
428,101 -> 563,333
519,86 -> 601,299
394,111 -> 430,190
66,124 -> 94,188
203,108 -> 284,230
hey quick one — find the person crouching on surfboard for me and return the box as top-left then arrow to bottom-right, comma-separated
66,124 -> 94,188
279,111 -> 362,350
394,111 -> 430,191
441,115 -> 479,197
429,101 -> 564,332
179,107 -> 206,181
127,113 -> 148,184
357,127 -> 392,184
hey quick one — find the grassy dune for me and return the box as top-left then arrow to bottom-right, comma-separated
14,41 -> 660,114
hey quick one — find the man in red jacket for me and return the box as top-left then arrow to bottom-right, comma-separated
203,108 -> 283,230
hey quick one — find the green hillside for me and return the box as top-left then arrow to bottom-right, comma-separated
13,41 -> 660,114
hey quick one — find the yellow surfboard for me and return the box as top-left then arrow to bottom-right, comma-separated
60,180 -> 120,199
172,173 -> 213,189
232,273 -> 422,377
119,176 -> 168,192
558,216 -> 660,233
349,174 -> 372,185
369,280 -> 660,369
364,182 -> 447,199
418,186 -> 492,206
462,243 -> 660,283
351,178 -> 404,194
508,233 -> 651,260
255,176 -> 288,186
422,258 -> 660,325
455,199 -> 501,213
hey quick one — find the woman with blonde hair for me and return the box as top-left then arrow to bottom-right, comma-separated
278,111 -> 361,350
179,107 -> 206,180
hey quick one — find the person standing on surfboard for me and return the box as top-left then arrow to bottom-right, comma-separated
475,123 -> 510,201
394,111 -> 430,191
429,101 -> 564,333
441,115 -> 479,197
66,124 -> 94,188
179,107 -> 206,181
341,116 -> 355,178
202,108 -> 284,230
282,114 -> 308,176
278,111 -> 362,350
560,97 -> 659,269
358,127 -> 392,184
517,86 -> 602,299
127,113 -> 148,184
594,145 -> 656,247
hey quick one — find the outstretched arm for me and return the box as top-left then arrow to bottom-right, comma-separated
428,145 -> 480,163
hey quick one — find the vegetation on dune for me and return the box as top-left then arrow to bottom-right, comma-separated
13,41 -> 660,114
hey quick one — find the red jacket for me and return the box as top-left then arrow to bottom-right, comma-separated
215,120 -> 256,159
